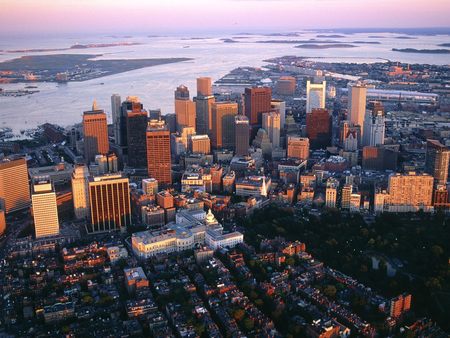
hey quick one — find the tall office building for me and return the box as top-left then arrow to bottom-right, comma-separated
71,164 -> 90,220
363,102 -> 385,146
0,208 -> 5,236
244,87 -> 272,126
83,104 -> 109,164
189,135 -> 211,154
348,83 -> 367,134
271,100 -> 286,131
211,102 -> 238,149
387,172 -> 433,212
32,178 -> 59,238
88,174 -> 131,233
197,77 -> 213,96
325,178 -> 339,208
341,184 -> 352,209
126,104 -> 148,168
235,115 -> 250,156
275,76 -> 296,96
0,157 -> 31,214
262,111 -> 281,148
195,77 -> 215,135
111,94 -> 121,144
287,136 -> 310,160
119,96 -> 142,147
146,120 -> 172,185
306,80 -> 326,114
425,139 -> 450,186
175,85 -> 196,131
306,108 -> 332,149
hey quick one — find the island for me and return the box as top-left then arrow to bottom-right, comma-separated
295,43 -> 356,49
0,54 -> 193,83
438,43 -> 450,47
392,48 -> 450,54
221,38 -> 240,43
6,42 -> 143,53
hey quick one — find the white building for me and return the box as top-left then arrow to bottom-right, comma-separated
235,176 -> 270,198
132,209 -> 243,258
349,193 -> 361,213
271,100 -> 286,131
32,178 -> 59,238
262,111 -> 281,148
306,80 -> 326,114
363,110 -> 385,147
142,178 -> 158,196
325,178 -> 339,208
71,165 -> 90,220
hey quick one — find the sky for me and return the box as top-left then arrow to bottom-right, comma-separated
1,0 -> 449,36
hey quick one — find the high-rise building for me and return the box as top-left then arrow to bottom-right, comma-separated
197,77 -> 213,96
363,102 -> 385,146
348,83 -> 367,135
425,139 -> 450,186
32,178 -> 59,238
287,136 -> 309,160
390,293 -> 412,318
271,100 -> 286,131
175,85 -> 196,131
146,120 -> 172,185
262,111 -> 281,148
0,208 -> 5,236
189,134 -> 211,154
306,108 -> 331,149
235,115 -> 250,156
119,96 -> 142,147
0,157 -> 30,214
88,174 -> 131,233
142,178 -> 158,196
111,94 -> 122,144
386,172 -> 433,212
275,76 -> 296,96
83,103 -> 109,164
71,164 -> 90,220
253,128 -> 273,158
306,80 -> 326,114
126,104 -> 148,168
341,184 -> 352,209
211,102 -> 238,149
244,87 -> 272,126
325,178 -> 339,208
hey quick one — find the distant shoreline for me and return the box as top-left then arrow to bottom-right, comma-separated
392,48 -> 450,54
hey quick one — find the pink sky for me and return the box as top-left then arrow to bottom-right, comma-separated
1,0 -> 449,35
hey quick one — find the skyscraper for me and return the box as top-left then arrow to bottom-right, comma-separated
189,134 -> 211,154
244,87 -> 272,126
275,76 -> 296,96
71,164 -> 90,220
197,77 -> 213,96
32,177 -> 59,238
175,85 -> 196,131
325,178 -> 339,208
111,94 -> 121,144
83,103 -> 109,163
211,102 -> 238,149
387,172 -> 433,212
262,111 -> 281,148
146,120 -> 172,185
0,157 -> 30,214
287,136 -> 310,160
425,139 -> 450,186
235,115 -> 250,156
126,104 -> 148,168
120,96 -> 142,147
88,174 -> 131,233
195,77 -> 215,135
362,102 -> 385,147
306,80 -> 326,114
348,83 -> 367,135
271,99 -> 286,131
306,108 -> 332,149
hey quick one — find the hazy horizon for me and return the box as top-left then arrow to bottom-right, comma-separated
1,0 -> 450,36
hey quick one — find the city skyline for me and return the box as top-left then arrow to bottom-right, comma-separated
1,0 -> 450,36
